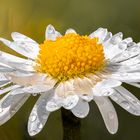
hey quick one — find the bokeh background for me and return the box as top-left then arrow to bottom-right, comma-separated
0,0 -> 140,139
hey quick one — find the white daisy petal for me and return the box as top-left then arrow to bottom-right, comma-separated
0,85 -> 21,95
11,32 -> 38,43
126,82 -> 140,88
45,24 -> 61,41
94,97 -> 118,134
120,54 -> 140,66
0,51 -> 35,72
89,28 -> 108,43
28,93 -> 51,136
0,73 -> 11,87
73,77 -> 93,95
22,77 -> 56,93
111,72 -> 140,82
63,95 -> 79,109
9,73 -> 47,87
110,86 -> 140,116
0,63 -> 14,72
0,26 -> 140,136
55,80 -> 75,97
95,78 -> 121,88
71,98 -> 89,118
103,34 -> 127,60
107,63 -> 140,73
92,78 -> 121,96
0,89 -> 30,125
21,85 -> 52,94
65,28 -> 77,34
0,36 -> 39,59
110,32 -> 123,45
0,80 -> 10,86
112,43 -> 140,63
122,37 -> 133,45
79,94 -> 93,102
103,32 -> 112,42
46,98 -> 61,112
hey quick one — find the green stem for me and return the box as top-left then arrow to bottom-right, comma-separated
61,108 -> 81,140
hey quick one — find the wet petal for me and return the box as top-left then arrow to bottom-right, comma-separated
103,32 -> 126,59
0,85 -> 21,95
103,32 -> 112,42
89,28 -> 108,43
0,35 -> 39,59
110,32 -> 123,45
71,98 -> 89,118
11,32 -> 38,43
94,97 -> 118,134
0,89 -> 30,125
46,97 -> 61,112
21,77 -> 56,93
111,72 -> 140,82
28,93 -> 51,136
63,95 -> 79,109
92,78 -> 121,96
110,86 -> 140,116
0,63 -> 14,72
112,43 -> 140,63
55,80 -> 75,97
20,85 -> 52,94
65,28 -> 76,34
45,24 -> 61,41
9,73 -> 47,87
0,51 -> 35,72
120,54 -> 140,66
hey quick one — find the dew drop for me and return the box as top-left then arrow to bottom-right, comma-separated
118,42 -> 126,50
47,25 -> 55,34
65,29 -> 76,34
38,123 -> 43,129
32,93 -> 38,96
102,89 -> 113,96
11,109 -> 16,114
132,100 -> 140,106
46,101 -> 58,111
121,101 -> 130,110
30,114 -> 37,122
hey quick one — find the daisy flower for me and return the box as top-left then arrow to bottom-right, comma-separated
0,25 -> 140,136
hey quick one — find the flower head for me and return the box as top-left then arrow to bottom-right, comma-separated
0,24 -> 140,136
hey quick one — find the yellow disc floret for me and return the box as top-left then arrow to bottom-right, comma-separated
35,33 -> 105,81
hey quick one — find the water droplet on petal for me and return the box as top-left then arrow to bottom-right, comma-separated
32,93 -> 38,96
102,89 -> 113,96
118,42 -> 127,50
38,123 -> 43,129
30,114 -> 37,122
47,25 -> 55,34
65,29 -> 76,34
11,109 -> 16,114
121,101 -> 130,110
110,33 -> 122,45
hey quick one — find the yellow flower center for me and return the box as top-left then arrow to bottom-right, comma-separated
35,33 -> 105,82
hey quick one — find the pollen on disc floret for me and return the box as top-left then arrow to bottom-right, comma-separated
35,33 -> 105,81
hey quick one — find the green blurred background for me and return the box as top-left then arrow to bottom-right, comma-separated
0,0 -> 140,139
